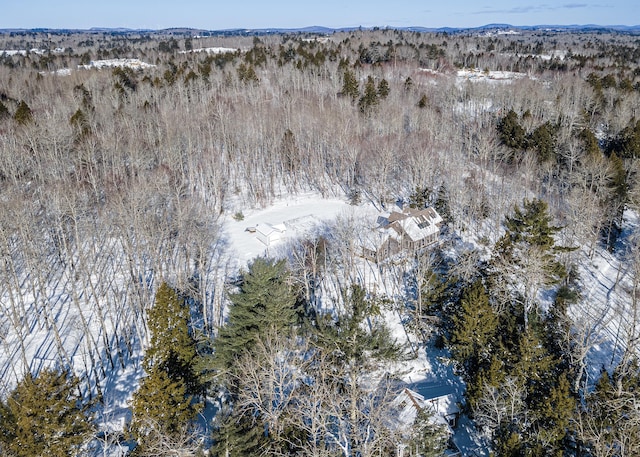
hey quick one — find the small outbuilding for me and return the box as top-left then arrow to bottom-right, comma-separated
255,223 -> 287,247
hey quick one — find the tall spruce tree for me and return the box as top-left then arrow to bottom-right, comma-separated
358,75 -> 379,114
494,198 -> 571,329
0,101 -> 9,120
210,405 -> 266,457
340,69 -> 360,101
130,365 -> 199,449
0,369 -> 93,457
312,284 -> 402,457
213,257 -> 298,372
145,281 -> 201,394
497,109 -> 527,150
13,100 -> 33,125
211,258 -> 298,455
450,279 -> 498,370
130,282 -> 201,452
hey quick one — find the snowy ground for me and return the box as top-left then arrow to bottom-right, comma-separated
78,59 -> 156,70
0,189 -> 634,455
179,47 -> 239,54
221,193 -> 372,267
220,193 -> 488,455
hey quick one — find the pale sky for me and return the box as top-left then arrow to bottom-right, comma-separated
2,0 -> 638,30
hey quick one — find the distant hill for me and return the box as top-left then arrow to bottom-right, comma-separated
1,23 -> 639,35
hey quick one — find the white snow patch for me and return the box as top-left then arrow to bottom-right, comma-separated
78,59 -> 155,70
179,47 -> 239,54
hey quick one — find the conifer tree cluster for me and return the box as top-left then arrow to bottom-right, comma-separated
209,259 -> 438,457
448,199 -> 578,456
0,369 -> 93,457
130,281 -> 203,454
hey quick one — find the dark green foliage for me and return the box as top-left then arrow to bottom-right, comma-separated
131,282 -> 201,449
601,152 -> 628,249
606,118 -> 640,159
405,407 -> 449,457
404,76 -> 414,91
340,69 -> 359,100
237,63 -> 259,84
579,128 -> 601,158
417,93 -> 428,108
73,83 -> 94,112
70,108 -> 91,139
112,67 -> 138,93
408,185 -> 431,209
619,118 -> 640,158
213,257 -> 298,372
503,198 -> 559,249
13,100 -> 32,125
496,198 -> 571,288
315,284 -> 401,367
0,369 -> 93,457
434,184 -> 452,225
210,405 -> 266,457
578,361 -> 640,456
130,365 -> 199,445
512,329 -> 556,396
528,121 -> 557,162
358,75 -> 379,114
377,78 -> 390,99
493,428 -> 522,457
536,373 -> 575,446
145,282 -> 201,394
497,109 -> 527,150
450,280 -> 498,365
158,38 -> 179,53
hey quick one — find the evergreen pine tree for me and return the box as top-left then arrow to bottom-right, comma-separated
130,282 -> 202,452
377,78 -> 390,99
340,69 -> 359,101
315,284 -> 401,367
450,279 -> 498,368
408,185 -> 431,209
0,369 -> 93,457
130,364 -> 199,448
213,257 -> 298,371
358,75 -> 379,114
145,281 -> 201,394
528,121 -> 557,162
434,184 -> 452,225
536,373 -> 576,450
497,109 -> 527,150
210,405 -> 266,457
13,100 -> 32,125
579,127 -> 601,158
494,198 -> 572,328
405,407 -> 449,457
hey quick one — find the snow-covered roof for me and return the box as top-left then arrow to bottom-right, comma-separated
392,383 -> 460,432
255,222 -> 286,238
387,207 -> 443,242
361,206 -> 443,254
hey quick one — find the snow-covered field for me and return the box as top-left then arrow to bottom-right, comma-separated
179,47 -> 239,54
78,58 -> 156,70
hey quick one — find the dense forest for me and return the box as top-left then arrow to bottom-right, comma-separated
0,26 -> 639,456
